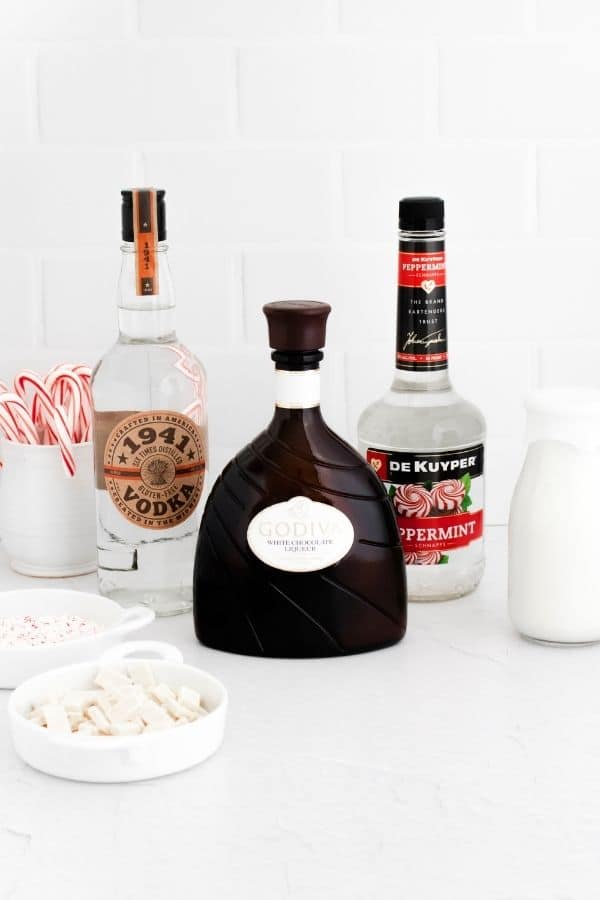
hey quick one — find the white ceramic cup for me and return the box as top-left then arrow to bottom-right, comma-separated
0,439 -> 96,577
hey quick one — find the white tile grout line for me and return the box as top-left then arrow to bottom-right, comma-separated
30,253 -> 45,348
342,351 -> 353,439
334,0 -> 343,32
27,46 -> 41,144
525,142 -> 538,237
330,149 -> 346,245
232,46 -> 242,139
128,0 -> 141,38
132,149 -> 146,184
427,40 -> 441,142
233,251 -> 247,347
524,0 -> 538,34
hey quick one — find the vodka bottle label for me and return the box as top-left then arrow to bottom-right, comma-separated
133,188 -> 160,296
102,410 -> 205,530
367,445 -> 484,566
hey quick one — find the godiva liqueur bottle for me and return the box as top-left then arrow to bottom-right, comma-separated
92,189 -> 208,616
193,301 -> 407,657
358,197 -> 486,602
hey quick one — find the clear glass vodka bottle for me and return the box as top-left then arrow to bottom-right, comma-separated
357,197 -> 485,602
92,190 -> 208,616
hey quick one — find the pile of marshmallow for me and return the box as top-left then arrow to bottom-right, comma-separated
26,662 -> 207,737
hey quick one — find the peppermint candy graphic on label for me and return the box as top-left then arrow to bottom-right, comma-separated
393,483 -> 432,518
430,479 -> 466,512
420,279 -> 436,294
405,550 -> 443,566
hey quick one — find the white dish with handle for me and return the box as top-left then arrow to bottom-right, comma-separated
8,641 -> 228,782
0,589 -> 155,688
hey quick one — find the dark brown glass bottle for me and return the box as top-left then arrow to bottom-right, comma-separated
193,301 -> 407,657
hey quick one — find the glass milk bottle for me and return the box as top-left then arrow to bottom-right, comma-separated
508,389 -> 600,644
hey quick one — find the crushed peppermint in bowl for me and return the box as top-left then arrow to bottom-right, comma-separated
0,615 -> 103,649
0,589 -> 155,689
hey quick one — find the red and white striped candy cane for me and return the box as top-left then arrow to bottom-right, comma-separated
72,365 -> 93,440
69,363 -> 92,379
0,392 -> 39,444
15,370 -> 57,427
45,368 -> 83,442
52,405 -> 76,476
0,404 -> 24,442
72,365 -> 93,441
14,370 -> 48,428
13,372 -> 75,475
48,363 -> 93,441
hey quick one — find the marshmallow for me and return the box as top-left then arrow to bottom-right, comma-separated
139,699 -> 174,730
177,685 -> 202,712
27,664 -> 209,738
41,704 -> 71,734
87,705 -> 111,734
127,661 -> 155,687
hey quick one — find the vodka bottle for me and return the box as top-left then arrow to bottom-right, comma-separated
358,197 -> 485,602
92,189 -> 208,616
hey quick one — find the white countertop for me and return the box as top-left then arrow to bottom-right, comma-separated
0,526 -> 598,900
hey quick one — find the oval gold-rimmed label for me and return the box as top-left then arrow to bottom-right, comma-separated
247,496 -> 355,573
103,410 -> 205,530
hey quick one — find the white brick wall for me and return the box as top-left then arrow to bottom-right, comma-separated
239,42 -> 430,140
39,43 -> 235,142
1,0 -> 598,524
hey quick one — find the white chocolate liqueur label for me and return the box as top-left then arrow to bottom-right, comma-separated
246,496 -> 355,573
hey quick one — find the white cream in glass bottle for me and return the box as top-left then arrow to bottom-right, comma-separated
509,388 -> 600,644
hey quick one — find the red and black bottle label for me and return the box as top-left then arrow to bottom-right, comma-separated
367,445 -> 484,566
396,239 -> 448,371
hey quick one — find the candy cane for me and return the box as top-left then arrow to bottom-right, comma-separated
15,370 -> 59,430
13,372 -> 75,475
45,369 -> 83,442
2,364 -> 92,475
0,405 -> 24,442
0,392 -> 39,444
13,370 -> 47,427
73,371 -> 92,442
47,364 -> 93,441
72,366 -> 93,441
52,405 -> 76,477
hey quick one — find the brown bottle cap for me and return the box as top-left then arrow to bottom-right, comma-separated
263,301 -> 331,351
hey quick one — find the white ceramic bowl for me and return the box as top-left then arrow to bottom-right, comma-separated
0,589 -> 155,689
8,641 -> 228,782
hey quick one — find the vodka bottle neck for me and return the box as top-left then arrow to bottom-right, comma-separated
117,242 -> 176,343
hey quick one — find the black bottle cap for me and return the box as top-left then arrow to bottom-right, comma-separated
263,301 -> 331,351
121,189 -> 166,241
398,196 -> 444,231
